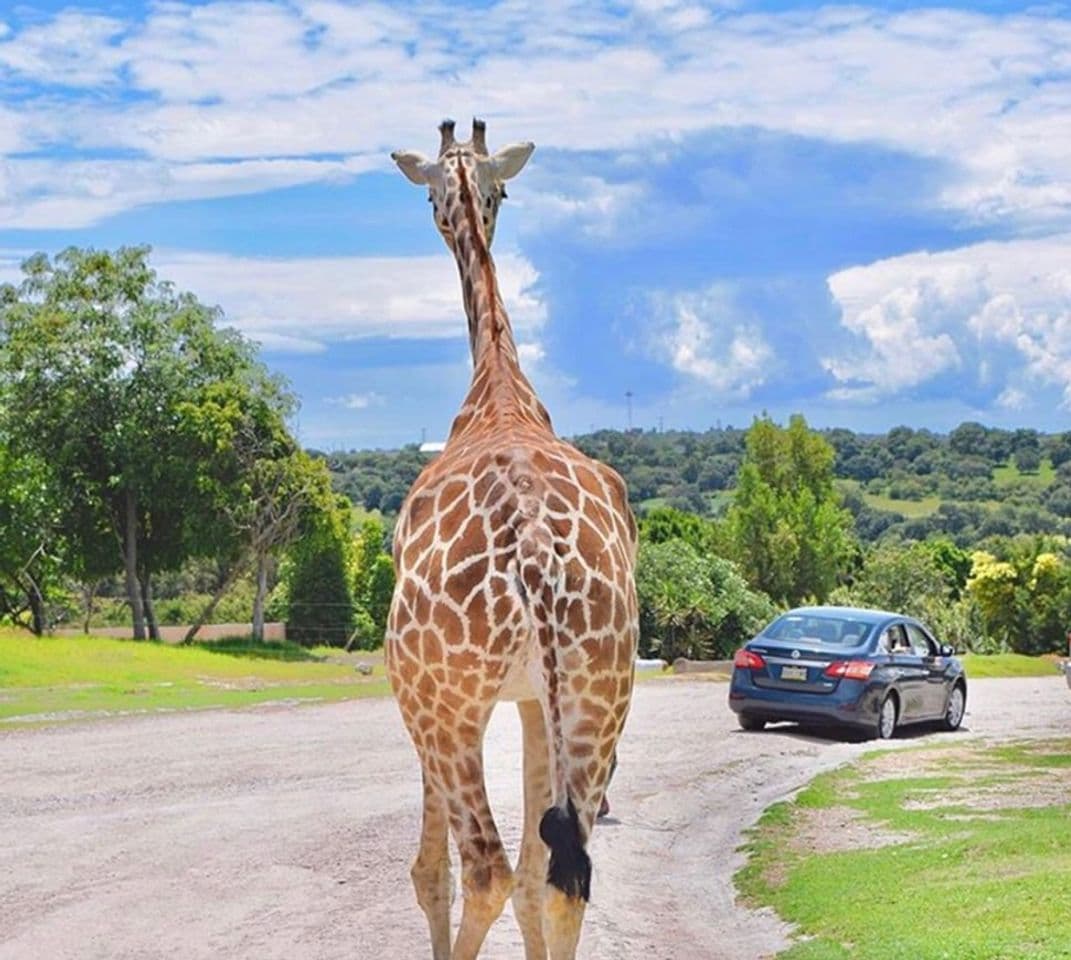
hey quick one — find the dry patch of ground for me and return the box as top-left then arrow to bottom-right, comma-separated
792,804 -> 918,854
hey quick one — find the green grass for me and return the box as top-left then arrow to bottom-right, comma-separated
737,738 -> 1071,960
861,491 -> 943,518
961,652 -> 1064,678
0,630 -> 391,724
993,458 -> 1056,489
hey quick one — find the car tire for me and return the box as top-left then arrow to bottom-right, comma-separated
941,683 -> 966,732
875,693 -> 897,740
738,714 -> 766,732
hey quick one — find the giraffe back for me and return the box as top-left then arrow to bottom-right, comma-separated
387,428 -> 638,718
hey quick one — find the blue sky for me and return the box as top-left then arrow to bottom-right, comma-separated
1,1 -> 1071,449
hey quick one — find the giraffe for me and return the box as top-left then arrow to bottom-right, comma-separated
386,119 -> 638,960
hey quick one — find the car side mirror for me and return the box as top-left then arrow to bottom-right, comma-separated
939,644 -> 955,658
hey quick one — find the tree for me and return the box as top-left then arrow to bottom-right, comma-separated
175,377 -> 318,643
635,539 -> 775,661
921,539 -> 972,599
0,442 -> 63,633
349,515 -> 395,649
949,421 -> 988,457
967,538 -> 1071,654
726,415 -> 856,605
638,505 -> 720,553
0,246 -> 296,639
285,495 -> 355,647
841,542 -> 948,618
1015,448 -> 1042,473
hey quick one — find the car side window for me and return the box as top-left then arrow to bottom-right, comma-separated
881,624 -> 908,653
905,623 -> 935,657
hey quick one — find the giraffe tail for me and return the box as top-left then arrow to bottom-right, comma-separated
538,796 -> 591,901
513,516 -> 592,903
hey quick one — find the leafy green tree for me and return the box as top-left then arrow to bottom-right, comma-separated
949,421 -> 988,458
967,537 -> 1071,654
920,538 -> 973,599
0,246 -> 290,639
349,515 -> 395,649
285,495 -> 355,647
1015,448 -> 1042,473
639,505 -> 721,553
1045,432 -> 1071,469
175,378 -> 319,643
840,542 -> 947,617
0,442 -> 63,633
726,415 -> 856,605
635,539 -> 775,660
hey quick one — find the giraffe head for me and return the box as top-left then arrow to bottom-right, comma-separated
391,118 -> 534,249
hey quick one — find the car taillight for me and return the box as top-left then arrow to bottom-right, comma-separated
823,660 -> 875,681
733,648 -> 766,670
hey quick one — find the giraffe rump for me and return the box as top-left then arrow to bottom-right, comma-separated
538,796 -> 592,901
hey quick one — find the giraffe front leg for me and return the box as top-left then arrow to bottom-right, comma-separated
513,699 -> 552,960
411,774 -> 453,960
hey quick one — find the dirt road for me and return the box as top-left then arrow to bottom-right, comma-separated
1,676 -> 1067,960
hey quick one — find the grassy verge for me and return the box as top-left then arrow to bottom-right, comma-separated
737,738 -> 1071,960
0,630 -> 391,724
961,652 -> 1064,678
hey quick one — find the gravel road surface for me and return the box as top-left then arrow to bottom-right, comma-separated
1,675 -> 1067,960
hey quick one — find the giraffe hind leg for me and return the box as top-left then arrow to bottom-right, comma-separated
446,750 -> 515,960
513,699 -> 551,960
411,775 -> 453,960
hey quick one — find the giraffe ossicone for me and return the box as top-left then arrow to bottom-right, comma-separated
386,118 -> 639,960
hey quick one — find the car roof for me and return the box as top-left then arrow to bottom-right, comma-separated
780,605 -> 907,627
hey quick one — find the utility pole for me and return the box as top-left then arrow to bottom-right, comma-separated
625,390 -> 633,431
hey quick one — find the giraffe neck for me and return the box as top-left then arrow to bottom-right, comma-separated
445,164 -> 551,441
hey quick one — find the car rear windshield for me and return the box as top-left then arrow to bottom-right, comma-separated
762,614 -> 873,648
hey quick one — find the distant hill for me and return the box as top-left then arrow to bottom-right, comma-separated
316,421 -> 1071,546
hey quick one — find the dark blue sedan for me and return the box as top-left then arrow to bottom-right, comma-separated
728,606 -> 967,739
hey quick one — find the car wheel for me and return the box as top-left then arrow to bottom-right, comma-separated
738,714 -> 766,732
875,694 -> 897,740
941,683 -> 966,731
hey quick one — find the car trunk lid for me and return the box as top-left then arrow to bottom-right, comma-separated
746,642 -> 847,695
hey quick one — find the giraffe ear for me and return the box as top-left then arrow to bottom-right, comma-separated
490,141 -> 534,181
391,150 -> 437,185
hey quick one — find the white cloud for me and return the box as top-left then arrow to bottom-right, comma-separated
0,154 -> 380,229
521,173 -> 647,240
0,244 -> 543,350
4,2 -> 1071,226
824,235 -> 1071,408
0,11 -> 126,87
516,341 -> 546,365
997,387 -> 1029,411
326,391 -> 386,410
648,284 -> 772,396
152,248 -> 546,348
243,331 -> 326,354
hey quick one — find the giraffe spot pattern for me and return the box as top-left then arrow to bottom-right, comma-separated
387,134 -> 640,939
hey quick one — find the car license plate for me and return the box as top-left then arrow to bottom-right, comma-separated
781,665 -> 807,681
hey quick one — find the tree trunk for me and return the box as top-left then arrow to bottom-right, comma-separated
182,555 -> 247,644
251,551 -> 268,643
141,573 -> 160,642
81,581 -> 98,634
23,573 -> 45,636
124,489 -> 146,640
